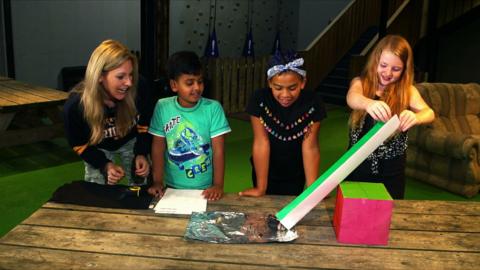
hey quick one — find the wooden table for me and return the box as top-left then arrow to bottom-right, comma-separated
0,194 -> 479,269
0,78 -> 68,147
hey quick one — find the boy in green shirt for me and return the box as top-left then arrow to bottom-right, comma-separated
148,51 -> 231,200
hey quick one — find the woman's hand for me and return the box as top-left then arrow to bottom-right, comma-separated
239,187 -> 266,197
399,109 -> 418,132
135,155 -> 150,177
366,100 -> 392,122
105,162 -> 125,185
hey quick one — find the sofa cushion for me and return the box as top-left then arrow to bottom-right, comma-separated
417,83 -> 480,118
431,115 -> 480,134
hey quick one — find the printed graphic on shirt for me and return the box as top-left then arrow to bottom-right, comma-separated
164,116 -> 181,133
167,120 -> 211,179
103,115 -> 139,139
259,102 -> 316,141
103,117 -> 118,139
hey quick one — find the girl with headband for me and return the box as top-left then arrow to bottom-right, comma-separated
239,51 -> 327,196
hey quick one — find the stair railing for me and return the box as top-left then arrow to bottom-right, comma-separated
349,0 -> 411,80
359,0 -> 410,57
350,0 -> 480,82
302,0 -> 408,91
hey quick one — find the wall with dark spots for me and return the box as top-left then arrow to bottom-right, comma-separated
169,0 -> 299,57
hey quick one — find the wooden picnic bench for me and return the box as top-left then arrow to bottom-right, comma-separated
0,194 -> 478,269
0,78 -> 68,147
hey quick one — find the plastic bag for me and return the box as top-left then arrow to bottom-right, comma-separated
184,211 -> 298,243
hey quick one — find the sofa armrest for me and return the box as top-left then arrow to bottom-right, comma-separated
414,129 -> 480,161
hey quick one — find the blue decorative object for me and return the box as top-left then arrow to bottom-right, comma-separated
242,27 -> 255,57
271,31 -> 281,56
204,28 -> 219,58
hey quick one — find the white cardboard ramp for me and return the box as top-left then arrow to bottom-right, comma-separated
276,116 -> 401,230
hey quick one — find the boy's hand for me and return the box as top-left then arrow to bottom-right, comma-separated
105,162 -> 125,185
239,187 -> 266,197
202,185 -> 223,201
148,182 -> 165,198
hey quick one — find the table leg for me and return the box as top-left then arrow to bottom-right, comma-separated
0,112 -> 15,131
0,107 -> 65,148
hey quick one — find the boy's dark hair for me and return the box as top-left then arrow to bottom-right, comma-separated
267,49 -> 301,70
167,51 -> 203,80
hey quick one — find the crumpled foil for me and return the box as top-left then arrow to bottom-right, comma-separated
184,211 -> 298,243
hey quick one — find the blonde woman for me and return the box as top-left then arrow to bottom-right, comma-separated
63,40 -> 154,185
346,35 -> 434,199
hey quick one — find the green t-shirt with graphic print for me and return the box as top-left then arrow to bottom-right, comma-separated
149,96 -> 231,189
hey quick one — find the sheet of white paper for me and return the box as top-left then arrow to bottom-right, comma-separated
154,188 -> 207,215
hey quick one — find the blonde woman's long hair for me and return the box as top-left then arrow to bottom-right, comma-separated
350,35 -> 413,128
78,39 -> 138,145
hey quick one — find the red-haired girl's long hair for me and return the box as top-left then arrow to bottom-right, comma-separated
350,35 -> 414,128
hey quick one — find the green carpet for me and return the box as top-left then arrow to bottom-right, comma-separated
0,107 -> 478,237
0,162 -> 84,237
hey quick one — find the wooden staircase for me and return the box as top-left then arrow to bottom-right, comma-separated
303,0 -> 480,105
201,0 -> 479,113
315,27 -> 378,105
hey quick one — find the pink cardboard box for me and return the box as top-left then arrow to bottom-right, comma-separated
333,181 -> 393,245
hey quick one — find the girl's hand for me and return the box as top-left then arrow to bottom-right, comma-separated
148,182 -> 165,198
202,185 -> 223,201
239,187 -> 266,197
366,100 -> 391,122
135,155 -> 150,177
399,109 -> 418,132
105,162 -> 125,185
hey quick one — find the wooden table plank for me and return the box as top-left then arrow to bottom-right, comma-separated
0,245 -> 288,270
43,198 -> 480,232
2,225 -> 478,270
6,196 -> 479,269
393,200 -> 480,215
0,97 -> 17,107
0,80 -> 67,109
0,90 -> 28,106
23,208 -> 480,253
0,78 -> 68,148
0,86 -> 52,104
391,213 -> 480,232
298,226 -> 480,252
42,202 -> 333,226
0,80 -> 68,100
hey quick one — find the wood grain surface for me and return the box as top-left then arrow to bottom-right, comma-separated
1,194 -> 479,269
